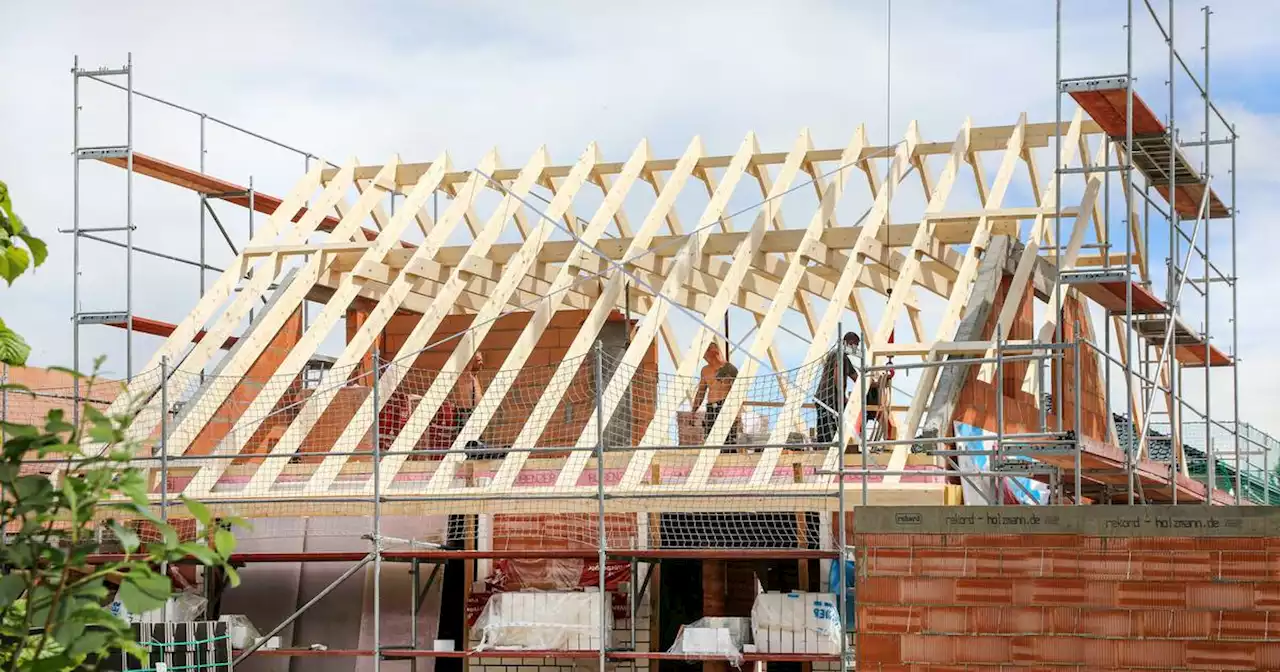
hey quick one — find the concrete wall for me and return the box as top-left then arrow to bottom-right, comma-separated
855,506 -> 1280,670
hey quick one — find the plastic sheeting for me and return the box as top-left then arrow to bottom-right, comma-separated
751,592 -> 841,655
472,591 -> 609,651
666,617 -> 752,667
954,421 -> 1050,505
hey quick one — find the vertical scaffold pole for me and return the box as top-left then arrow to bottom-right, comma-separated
125,53 -> 134,381
593,342 -> 608,672
1231,129 -> 1241,503
71,56 -> 81,425
248,176 -> 256,324
1125,0 -> 1137,505
1053,0 -> 1064,434
160,356 -> 169,522
1203,5 -> 1215,504
1074,322 -> 1084,505
995,325 -> 1004,506
858,336 -> 868,507
1167,0 -> 1180,506
372,348 -> 382,672
835,326 -> 849,672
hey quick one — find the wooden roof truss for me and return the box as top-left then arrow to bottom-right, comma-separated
96,112 -> 1193,511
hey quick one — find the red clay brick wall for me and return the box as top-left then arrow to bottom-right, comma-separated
1055,293 -> 1110,443
856,508 -> 1280,670
188,307 -> 304,456
952,280 -> 1110,444
346,308 -> 657,449
952,276 -> 1041,437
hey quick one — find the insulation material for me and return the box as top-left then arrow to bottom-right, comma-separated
488,558 -> 585,591
218,614 -> 261,649
666,617 -> 752,667
472,591 -> 609,651
752,592 -> 841,654
954,421 -> 1049,505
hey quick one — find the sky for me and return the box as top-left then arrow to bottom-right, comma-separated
2,1 -> 1279,445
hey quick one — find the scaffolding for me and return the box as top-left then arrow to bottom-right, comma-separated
1053,0 -> 1252,504
68,53 -> 332,420
30,3 -> 1269,665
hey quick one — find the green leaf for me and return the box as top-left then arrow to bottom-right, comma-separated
224,565 -> 241,589
1,420 -> 38,437
37,442 -> 80,457
46,365 -> 85,379
178,542 -> 219,566
0,179 -> 15,225
109,521 -> 140,553
0,382 -> 34,397
88,425 -> 118,444
0,573 -> 25,611
52,618 -> 86,648
1,246 -> 28,284
13,473 -> 53,500
117,572 -> 171,614
66,629 -> 113,659
0,317 -> 30,366
18,232 -> 47,267
31,654 -> 76,672
182,497 -> 212,527
214,527 -> 237,559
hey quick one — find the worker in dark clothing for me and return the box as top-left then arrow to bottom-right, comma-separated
814,332 -> 860,444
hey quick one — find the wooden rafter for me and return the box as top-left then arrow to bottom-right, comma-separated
101,112 -> 1221,507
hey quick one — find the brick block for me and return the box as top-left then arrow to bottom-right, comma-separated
1114,580 -> 1187,609
978,606 -> 1045,635
1008,635 -> 1083,665
901,577 -> 955,605
953,578 -> 1013,606
860,605 -> 921,634
857,633 -> 901,664
966,606 -> 1012,634
859,576 -> 903,604
1185,640 -> 1256,670
1042,606 -> 1079,635
1081,637 -> 1119,668
1204,536 -> 1268,551
1114,639 -> 1185,669
1257,642 -> 1280,669
1134,609 -> 1212,638
1217,551 -> 1272,581
1017,578 -> 1087,606
900,634 -> 956,664
867,547 -> 915,576
1076,608 -> 1129,638
1256,583 -> 1280,608
964,549 -> 1033,578
951,635 -> 1012,665
920,606 -> 966,634
916,548 -> 970,576
1215,610 -> 1270,640
1186,582 -> 1254,610
1077,550 -> 1133,580
1041,549 -> 1080,577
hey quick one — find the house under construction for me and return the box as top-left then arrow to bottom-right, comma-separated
20,3 -> 1280,670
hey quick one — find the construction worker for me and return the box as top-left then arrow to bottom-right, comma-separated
691,342 -> 728,439
814,332 -> 860,444
708,362 -> 743,446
